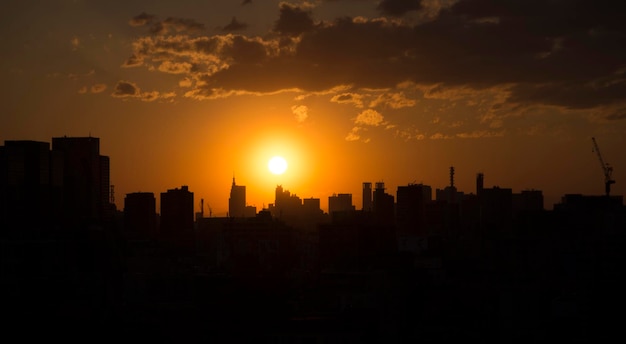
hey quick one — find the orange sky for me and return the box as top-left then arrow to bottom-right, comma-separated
1,0 -> 625,215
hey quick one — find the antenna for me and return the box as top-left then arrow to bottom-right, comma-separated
450,166 -> 455,188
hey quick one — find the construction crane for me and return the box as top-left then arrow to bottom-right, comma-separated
591,137 -> 615,196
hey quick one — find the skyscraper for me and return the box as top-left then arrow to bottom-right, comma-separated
0,140 -> 60,229
328,193 -> 355,215
160,185 -> 194,244
51,136 -> 109,226
124,192 -> 157,239
229,177 -> 246,218
373,182 -> 394,224
362,182 -> 372,211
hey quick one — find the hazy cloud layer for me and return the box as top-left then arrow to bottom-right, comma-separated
121,1 -> 626,122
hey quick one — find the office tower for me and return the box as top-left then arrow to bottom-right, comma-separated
272,185 -> 302,218
52,136 -> 109,226
100,155 -> 111,220
303,197 -> 321,214
362,182 -> 372,211
396,184 -> 431,233
328,193 -> 354,215
160,185 -> 194,241
476,172 -> 484,196
373,182 -> 394,224
0,140 -> 59,229
124,192 -> 157,239
229,177 -> 246,218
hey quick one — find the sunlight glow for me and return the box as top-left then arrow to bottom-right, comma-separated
268,156 -> 288,175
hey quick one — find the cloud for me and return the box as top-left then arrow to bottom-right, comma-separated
242,0 -> 252,5
354,109 -> 384,126
330,93 -> 364,108
122,54 -> 143,67
112,80 -> 175,101
429,132 -> 453,140
150,17 -> 205,35
377,0 -> 423,17
179,77 -> 193,87
345,127 -> 361,141
112,81 -> 140,97
223,17 -> 248,31
90,84 -> 107,93
129,14 -> 205,35
274,3 -> 315,36
129,12 -> 155,27
369,92 -> 416,109
120,2 -> 626,121
292,105 -> 309,122
157,61 -> 193,74
456,130 -> 505,139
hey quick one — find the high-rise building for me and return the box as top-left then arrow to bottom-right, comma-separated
160,185 -> 194,244
373,182 -> 394,224
52,136 -> 109,226
362,182 -> 372,211
229,177 -> 246,218
0,140 -> 61,229
328,193 -> 355,215
124,192 -> 157,239
396,184 -> 431,233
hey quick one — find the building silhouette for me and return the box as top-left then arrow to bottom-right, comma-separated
396,183 -> 432,235
124,192 -> 157,240
52,136 -> 110,227
0,140 -> 62,231
373,182 -> 394,224
160,185 -> 194,246
328,193 -> 355,216
362,182 -> 372,211
229,177 -> 247,218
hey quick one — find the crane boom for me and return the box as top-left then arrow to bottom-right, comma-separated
591,137 -> 615,196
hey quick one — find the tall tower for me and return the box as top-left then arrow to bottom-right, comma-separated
476,172 -> 484,197
228,177 -> 246,218
449,166 -> 455,188
362,182 -> 372,211
160,185 -> 194,244
52,136 -> 109,226
124,192 -> 156,239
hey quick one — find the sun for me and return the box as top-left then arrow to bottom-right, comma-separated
268,156 -> 288,175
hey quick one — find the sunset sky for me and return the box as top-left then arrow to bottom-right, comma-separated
1,0 -> 625,215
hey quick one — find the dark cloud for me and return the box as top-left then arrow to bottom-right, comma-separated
130,13 -> 205,35
112,81 -> 139,97
129,12 -> 155,27
111,80 -> 175,101
225,36 -> 268,64
274,3 -> 315,36
242,0 -> 252,5
222,17 -> 248,32
122,54 -> 143,68
377,0 -> 423,17
124,1 -> 626,119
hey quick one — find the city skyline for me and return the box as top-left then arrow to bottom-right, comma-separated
2,0 -> 625,216
0,135 -> 622,217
